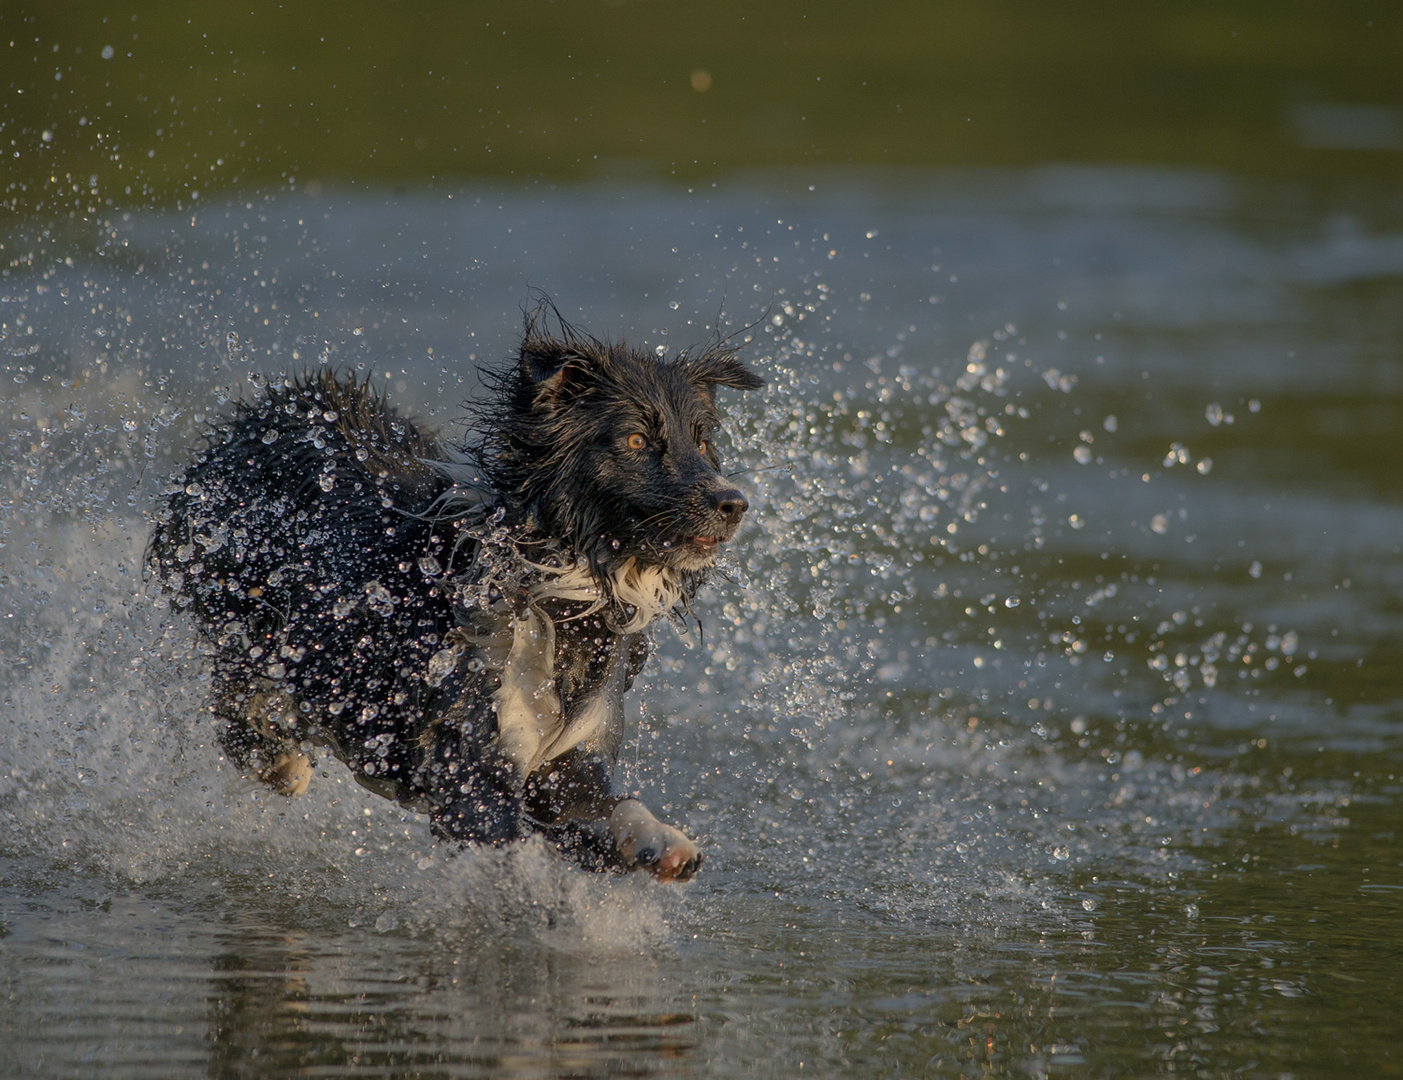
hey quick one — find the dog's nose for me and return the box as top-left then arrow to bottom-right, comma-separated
710,488 -> 749,525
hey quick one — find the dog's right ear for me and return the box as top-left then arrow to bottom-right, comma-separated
684,350 -> 765,393
520,336 -> 596,399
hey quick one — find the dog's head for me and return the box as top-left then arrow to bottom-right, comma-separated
475,317 -> 764,578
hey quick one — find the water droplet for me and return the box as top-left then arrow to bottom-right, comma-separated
364,581 -> 395,615
1073,445 -> 1092,464
426,647 -> 458,687
1205,402 -> 1224,426
1248,560 -> 1262,578
1004,596 -> 1020,608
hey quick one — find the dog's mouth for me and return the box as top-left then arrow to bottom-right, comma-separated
658,534 -> 725,554
639,532 -> 733,568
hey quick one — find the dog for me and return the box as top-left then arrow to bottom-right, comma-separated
149,309 -> 763,882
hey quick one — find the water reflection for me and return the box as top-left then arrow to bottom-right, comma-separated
204,930 -> 701,1079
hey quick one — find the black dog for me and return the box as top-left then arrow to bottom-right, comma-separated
149,311 -> 762,881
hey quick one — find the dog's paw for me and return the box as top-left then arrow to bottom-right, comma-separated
262,750 -> 312,797
608,799 -> 703,882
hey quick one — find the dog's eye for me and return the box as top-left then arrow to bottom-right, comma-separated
626,433 -> 648,451
697,438 -> 710,454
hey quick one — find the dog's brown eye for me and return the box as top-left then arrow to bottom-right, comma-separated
698,438 -> 709,454
626,433 -> 647,451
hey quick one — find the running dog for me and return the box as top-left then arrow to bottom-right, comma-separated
149,310 -> 763,881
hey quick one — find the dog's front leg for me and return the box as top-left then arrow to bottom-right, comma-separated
524,749 -> 702,881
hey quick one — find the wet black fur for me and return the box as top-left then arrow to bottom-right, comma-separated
149,310 -> 762,869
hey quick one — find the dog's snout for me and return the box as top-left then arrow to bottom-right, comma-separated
710,488 -> 749,525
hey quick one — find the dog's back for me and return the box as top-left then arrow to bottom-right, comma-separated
150,375 -> 496,816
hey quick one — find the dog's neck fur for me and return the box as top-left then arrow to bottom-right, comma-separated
530,556 -> 685,635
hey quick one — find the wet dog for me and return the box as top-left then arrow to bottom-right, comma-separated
149,311 -> 762,881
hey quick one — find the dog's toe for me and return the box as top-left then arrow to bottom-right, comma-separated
608,799 -> 702,883
652,845 -> 703,883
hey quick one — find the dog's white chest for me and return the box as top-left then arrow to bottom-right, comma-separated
485,607 -> 631,777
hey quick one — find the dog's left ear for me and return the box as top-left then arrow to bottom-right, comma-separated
521,335 -> 599,399
684,351 -> 765,393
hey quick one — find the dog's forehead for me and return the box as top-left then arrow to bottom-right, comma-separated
607,353 -> 719,428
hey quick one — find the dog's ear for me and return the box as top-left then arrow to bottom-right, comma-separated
685,350 -> 765,393
520,336 -> 598,398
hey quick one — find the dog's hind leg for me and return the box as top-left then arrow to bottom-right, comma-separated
212,677 -> 313,797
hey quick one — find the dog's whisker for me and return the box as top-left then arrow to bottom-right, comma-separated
727,463 -> 791,479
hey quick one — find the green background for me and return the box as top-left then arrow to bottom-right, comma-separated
4,0 -> 1401,208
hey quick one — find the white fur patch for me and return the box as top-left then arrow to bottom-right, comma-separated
602,558 -> 684,633
489,606 -> 560,776
525,554 -> 683,633
532,684 -> 612,772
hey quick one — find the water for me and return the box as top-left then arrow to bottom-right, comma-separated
3,170 -> 1402,1077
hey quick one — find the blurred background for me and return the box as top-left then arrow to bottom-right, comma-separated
3,1 -> 1400,199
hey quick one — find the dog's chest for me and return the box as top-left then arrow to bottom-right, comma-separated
454,592 -> 646,777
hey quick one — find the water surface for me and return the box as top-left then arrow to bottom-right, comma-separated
2,169 -> 1402,1077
